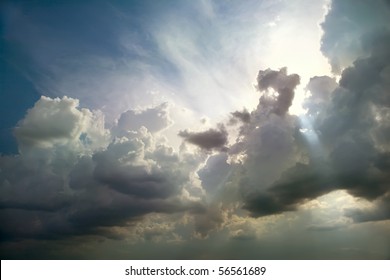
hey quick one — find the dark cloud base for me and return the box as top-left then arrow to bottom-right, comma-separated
1,220 -> 389,260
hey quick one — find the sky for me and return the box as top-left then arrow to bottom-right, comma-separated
0,0 -> 389,259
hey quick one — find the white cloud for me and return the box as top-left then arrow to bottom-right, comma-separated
14,96 -> 109,154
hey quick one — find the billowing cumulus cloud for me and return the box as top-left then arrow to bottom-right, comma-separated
320,0 -> 390,73
0,96 -> 205,242
115,102 -> 172,135
14,96 -> 109,153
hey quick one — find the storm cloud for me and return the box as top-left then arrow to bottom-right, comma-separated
229,109 -> 251,124
241,7 -> 390,219
320,0 -> 390,73
178,124 -> 228,151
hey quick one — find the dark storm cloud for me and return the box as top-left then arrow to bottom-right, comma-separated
178,124 -> 228,151
320,0 -> 390,73
243,162 -> 334,217
0,154 -> 72,213
229,109 -> 251,124
244,149 -> 389,217
242,26 -> 390,218
67,189 -> 203,230
316,29 -> 390,149
345,193 -> 390,223
0,208 -> 71,241
223,67 -> 300,214
0,155 -> 203,242
65,141 -> 204,234
92,142 -> 182,199
329,140 -> 389,199
256,67 -> 300,116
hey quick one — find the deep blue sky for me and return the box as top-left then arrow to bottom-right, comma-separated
1,0 -> 187,153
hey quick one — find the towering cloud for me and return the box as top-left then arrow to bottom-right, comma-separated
240,2 -> 390,219
242,34 -> 390,217
257,67 -> 300,116
320,0 -> 390,73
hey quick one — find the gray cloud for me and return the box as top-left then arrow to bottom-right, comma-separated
229,111 -> 299,200
116,102 -> 172,134
320,0 -> 390,73
345,193 -> 390,223
92,139 -> 183,199
257,67 -> 300,116
197,153 -> 231,197
178,124 -> 228,151
303,76 -> 338,116
229,109 -> 251,125
193,205 -> 226,238
242,25 -> 390,218
306,224 -> 345,232
243,162 -> 333,217
250,145 -> 387,218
